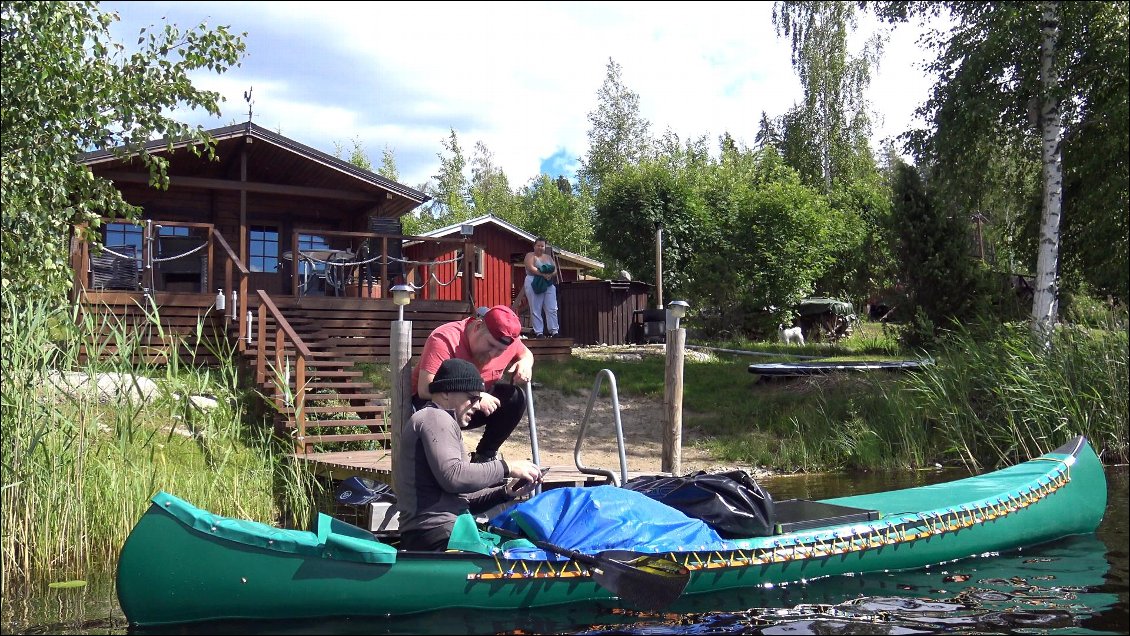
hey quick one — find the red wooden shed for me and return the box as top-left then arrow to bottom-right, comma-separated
404,214 -> 604,310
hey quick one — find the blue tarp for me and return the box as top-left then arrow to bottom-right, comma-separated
489,485 -> 726,558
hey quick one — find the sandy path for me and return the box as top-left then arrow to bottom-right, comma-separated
462,385 -> 721,475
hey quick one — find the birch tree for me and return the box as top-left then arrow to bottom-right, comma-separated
772,0 -> 881,193
873,1 -> 1128,342
580,58 -> 652,192
1032,1 -> 1064,341
469,141 -> 516,219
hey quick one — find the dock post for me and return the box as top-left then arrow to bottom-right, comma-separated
663,301 -> 690,475
390,285 -> 416,464
390,319 -> 412,451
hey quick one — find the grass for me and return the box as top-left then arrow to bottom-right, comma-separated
0,295 -> 312,588
701,320 -> 905,360
538,315 -> 1128,474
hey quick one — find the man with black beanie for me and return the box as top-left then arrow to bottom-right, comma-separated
394,358 -> 543,551
411,305 -> 533,464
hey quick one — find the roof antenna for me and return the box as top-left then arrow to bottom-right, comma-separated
243,86 -> 254,131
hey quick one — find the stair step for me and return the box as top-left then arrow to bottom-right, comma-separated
303,405 -> 386,414
297,432 -> 392,445
303,393 -> 388,402
243,344 -> 336,354
303,370 -> 363,378
287,418 -> 388,428
302,382 -> 375,389
302,360 -> 356,368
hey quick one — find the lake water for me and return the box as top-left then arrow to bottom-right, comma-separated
3,466 -> 1126,635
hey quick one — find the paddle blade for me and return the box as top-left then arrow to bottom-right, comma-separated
592,551 -> 690,611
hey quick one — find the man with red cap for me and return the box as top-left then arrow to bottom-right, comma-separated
411,305 -> 534,463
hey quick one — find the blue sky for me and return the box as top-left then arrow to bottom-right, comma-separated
101,1 -> 939,191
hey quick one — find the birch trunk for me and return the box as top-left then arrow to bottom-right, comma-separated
1033,1 -> 1064,345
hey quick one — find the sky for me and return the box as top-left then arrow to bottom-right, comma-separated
101,1 -> 941,192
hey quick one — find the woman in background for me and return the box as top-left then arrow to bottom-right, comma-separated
523,237 -> 559,338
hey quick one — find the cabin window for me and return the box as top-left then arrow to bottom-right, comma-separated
158,225 -> 189,237
297,234 -> 332,279
249,226 -> 279,273
103,223 -> 143,268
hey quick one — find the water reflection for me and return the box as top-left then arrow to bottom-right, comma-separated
4,468 -> 1126,635
577,534 -> 1117,635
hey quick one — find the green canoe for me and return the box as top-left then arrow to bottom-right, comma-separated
117,436 -> 1106,627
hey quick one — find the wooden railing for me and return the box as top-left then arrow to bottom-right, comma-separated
210,228 -> 249,351
287,228 -> 475,306
256,290 -> 314,454
79,218 -> 221,294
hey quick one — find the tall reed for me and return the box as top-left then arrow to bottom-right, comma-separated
872,319 -> 1128,470
0,295 -> 309,589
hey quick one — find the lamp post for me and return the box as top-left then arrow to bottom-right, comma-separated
391,284 -> 413,321
666,299 -> 689,330
663,300 -> 689,475
389,284 -> 414,455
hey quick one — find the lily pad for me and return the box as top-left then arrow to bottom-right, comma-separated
48,580 -> 87,589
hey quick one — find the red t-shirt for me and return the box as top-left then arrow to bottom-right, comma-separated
411,318 -> 528,394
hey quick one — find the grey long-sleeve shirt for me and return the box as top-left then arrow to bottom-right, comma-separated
393,404 -> 511,537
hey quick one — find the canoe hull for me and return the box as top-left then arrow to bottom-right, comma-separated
117,436 -> 1106,626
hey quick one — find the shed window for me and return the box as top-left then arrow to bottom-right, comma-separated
456,247 -> 484,278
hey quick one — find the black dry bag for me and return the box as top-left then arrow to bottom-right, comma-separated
623,470 -> 775,538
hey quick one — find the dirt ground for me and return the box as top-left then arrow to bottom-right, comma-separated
461,345 -> 764,477
462,386 -> 717,474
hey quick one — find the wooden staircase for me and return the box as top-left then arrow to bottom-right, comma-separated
236,308 -> 392,454
230,293 -> 575,467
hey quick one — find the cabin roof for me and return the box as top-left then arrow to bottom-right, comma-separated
411,214 -> 605,270
78,122 -> 429,218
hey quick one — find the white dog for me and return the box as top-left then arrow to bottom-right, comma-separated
778,324 -> 805,346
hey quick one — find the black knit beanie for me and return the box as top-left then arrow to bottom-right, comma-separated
428,358 -> 485,394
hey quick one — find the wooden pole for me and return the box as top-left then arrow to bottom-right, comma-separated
654,223 -> 664,309
389,318 -> 413,457
662,325 -> 685,474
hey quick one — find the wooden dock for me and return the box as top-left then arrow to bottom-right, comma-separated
291,449 -> 664,489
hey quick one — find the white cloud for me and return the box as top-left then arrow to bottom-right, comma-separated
105,1 -> 940,189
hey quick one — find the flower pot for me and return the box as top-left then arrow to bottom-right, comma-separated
345,282 -> 381,299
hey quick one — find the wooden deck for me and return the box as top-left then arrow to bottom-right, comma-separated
291,449 -> 664,490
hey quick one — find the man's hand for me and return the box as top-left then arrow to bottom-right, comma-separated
506,460 -> 543,500
476,391 -> 501,416
509,356 -> 534,385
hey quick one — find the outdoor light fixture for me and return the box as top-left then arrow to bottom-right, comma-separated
459,223 -> 475,237
390,284 -> 413,321
667,300 -> 690,330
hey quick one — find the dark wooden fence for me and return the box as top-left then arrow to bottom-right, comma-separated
556,280 -> 652,345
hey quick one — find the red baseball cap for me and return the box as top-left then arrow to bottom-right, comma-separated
482,305 -> 521,344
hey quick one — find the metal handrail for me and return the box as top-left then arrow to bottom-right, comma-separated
524,383 -> 542,494
573,369 -> 629,486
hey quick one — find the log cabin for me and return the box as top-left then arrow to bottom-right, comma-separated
69,122 -> 650,482
71,122 -> 577,463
